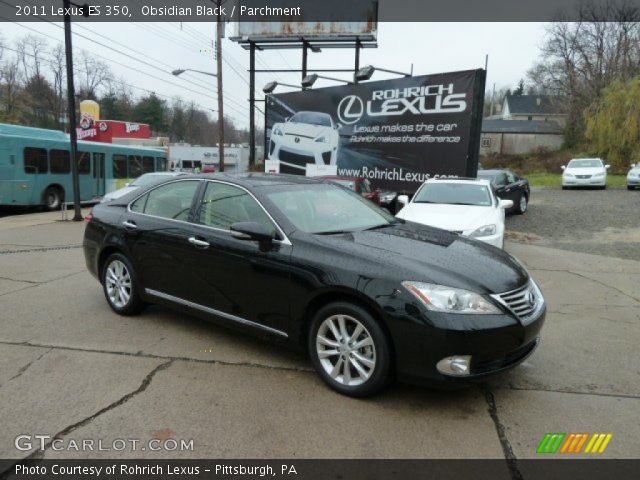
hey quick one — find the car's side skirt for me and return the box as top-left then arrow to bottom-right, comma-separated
144,288 -> 289,338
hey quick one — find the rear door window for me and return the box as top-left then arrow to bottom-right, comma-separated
142,180 -> 200,221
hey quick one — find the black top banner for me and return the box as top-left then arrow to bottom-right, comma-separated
265,69 -> 484,192
0,0 -> 639,22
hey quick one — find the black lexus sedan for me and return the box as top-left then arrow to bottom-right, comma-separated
84,173 -> 546,397
477,169 -> 530,214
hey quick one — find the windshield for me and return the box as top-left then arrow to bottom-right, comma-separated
289,111 -> 332,127
476,172 -> 496,182
568,159 -> 603,168
131,174 -> 169,187
265,184 -> 394,234
414,183 -> 492,207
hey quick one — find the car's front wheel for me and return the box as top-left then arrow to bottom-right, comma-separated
309,302 -> 392,397
102,253 -> 146,316
516,193 -> 528,214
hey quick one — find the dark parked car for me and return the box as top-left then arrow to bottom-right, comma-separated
477,169 -> 530,214
319,176 -> 397,213
84,173 -> 546,397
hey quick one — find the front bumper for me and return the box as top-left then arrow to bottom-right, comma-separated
563,176 -> 606,186
387,299 -> 546,385
627,176 -> 639,186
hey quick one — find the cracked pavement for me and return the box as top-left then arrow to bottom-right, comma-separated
0,209 -> 638,463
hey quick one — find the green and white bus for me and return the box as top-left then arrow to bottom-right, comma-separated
0,123 -> 167,210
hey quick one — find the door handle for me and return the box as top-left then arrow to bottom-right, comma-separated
122,220 -> 137,230
188,236 -> 210,248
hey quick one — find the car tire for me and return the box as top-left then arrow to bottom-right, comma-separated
600,185 -> 607,190
308,302 -> 392,397
628,186 -> 635,190
101,253 -> 146,316
44,186 -> 64,211
562,186 -> 568,190
516,194 -> 528,215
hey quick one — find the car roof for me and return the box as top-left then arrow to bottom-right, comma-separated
477,169 -> 510,175
181,172 -> 326,188
424,177 -> 491,186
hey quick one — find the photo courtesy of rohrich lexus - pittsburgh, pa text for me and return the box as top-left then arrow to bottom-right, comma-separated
0,0 -> 638,479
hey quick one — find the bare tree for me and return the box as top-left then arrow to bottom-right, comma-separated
76,50 -> 113,99
48,44 -> 66,127
527,1 -> 640,144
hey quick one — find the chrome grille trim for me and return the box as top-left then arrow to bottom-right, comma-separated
490,280 -> 544,321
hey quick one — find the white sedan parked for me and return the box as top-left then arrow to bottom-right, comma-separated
562,158 -> 609,189
101,172 -> 187,203
395,179 -> 513,248
627,163 -> 640,190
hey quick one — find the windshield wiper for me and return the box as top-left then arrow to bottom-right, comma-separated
314,230 -> 353,235
364,221 -> 399,231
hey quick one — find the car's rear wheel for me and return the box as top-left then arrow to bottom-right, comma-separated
629,186 -> 635,190
44,186 -> 64,211
308,302 -> 391,397
102,253 -> 146,315
516,193 -> 528,214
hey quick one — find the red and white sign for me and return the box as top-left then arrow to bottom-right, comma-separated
76,119 -> 151,143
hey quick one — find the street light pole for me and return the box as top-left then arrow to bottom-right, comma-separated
63,0 -> 82,221
215,5 -> 225,172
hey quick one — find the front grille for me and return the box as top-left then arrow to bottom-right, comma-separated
576,175 -> 592,179
279,149 -> 315,168
471,339 -> 539,374
492,280 -> 541,320
322,151 -> 332,164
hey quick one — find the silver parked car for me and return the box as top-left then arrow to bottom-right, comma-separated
101,172 -> 188,203
627,163 -> 640,190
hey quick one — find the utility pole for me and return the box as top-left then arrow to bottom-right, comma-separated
63,0 -> 82,221
215,2 -> 225,172
249,42 -> 255,168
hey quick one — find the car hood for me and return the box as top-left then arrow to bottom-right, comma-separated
280,122 -> 330,138
396,203 -> 499,232
565,167 -> 605,175
309,222 -> 528,295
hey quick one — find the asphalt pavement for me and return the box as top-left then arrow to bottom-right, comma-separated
0,209 -> 638,464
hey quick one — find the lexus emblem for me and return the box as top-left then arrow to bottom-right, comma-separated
294,137 -> 300,143
526,291 -> 535,307
337,95 -> 364,125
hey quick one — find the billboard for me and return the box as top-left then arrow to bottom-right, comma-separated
265,69 -> 486,192
232,0 -> 377,42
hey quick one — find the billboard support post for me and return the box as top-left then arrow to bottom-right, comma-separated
302,42 -> 308,82
354,38 -> 361,84
249,41 -> 256,167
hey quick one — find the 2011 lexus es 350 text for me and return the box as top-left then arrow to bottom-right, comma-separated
83,173 -> 546,397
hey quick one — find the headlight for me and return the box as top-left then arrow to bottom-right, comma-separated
402,281 -> 501,314
563,172 -> 574,177
380,192 -> 396,202
470,224 -> 496,237
315,135 -> 329,143
272,126 -> 283,136
594,172 -> 605,177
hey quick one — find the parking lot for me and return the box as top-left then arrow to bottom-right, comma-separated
1,185 -> 639,463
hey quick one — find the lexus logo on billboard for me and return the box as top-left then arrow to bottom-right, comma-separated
337,95 -> 364,124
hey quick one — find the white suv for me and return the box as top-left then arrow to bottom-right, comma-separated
395,178 -> 513,248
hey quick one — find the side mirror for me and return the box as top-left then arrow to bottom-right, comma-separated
125,182 -> 131,187
561,165 -> 566,170
335,123 -> 342,130
397,195 -> 409,206
631,163 -> 636,168
605,164 -> 610,169
499,199 -> 514,209
284,117 -> 290,122
230,222 -> 275,250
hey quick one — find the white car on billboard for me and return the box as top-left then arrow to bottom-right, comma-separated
268,111 -> 341,173
395,178 -> 513,249
561,158 -> 609,189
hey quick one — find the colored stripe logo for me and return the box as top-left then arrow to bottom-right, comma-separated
537,433 -> 613,454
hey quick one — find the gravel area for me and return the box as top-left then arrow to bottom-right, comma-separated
506,186 -> 640,261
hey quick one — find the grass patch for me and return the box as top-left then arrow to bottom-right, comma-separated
527,173 -> 627,187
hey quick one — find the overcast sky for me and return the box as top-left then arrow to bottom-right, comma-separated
1,22 -> 547,127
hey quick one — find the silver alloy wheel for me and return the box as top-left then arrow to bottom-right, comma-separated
316,314 -> 376,387
105,260 -> 132,308
520,195 -> 527,212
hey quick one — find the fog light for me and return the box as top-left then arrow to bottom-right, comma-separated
436,355 -> 472,376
